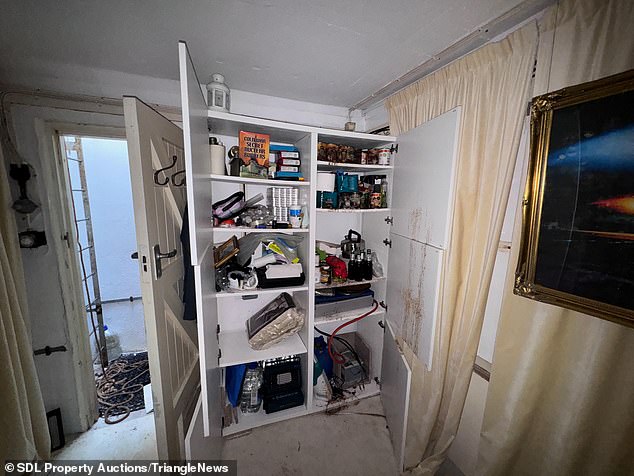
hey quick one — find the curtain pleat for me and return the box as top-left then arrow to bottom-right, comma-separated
478,0 -> 634,474
385,23 -> 538,473
0,149 -> 51,461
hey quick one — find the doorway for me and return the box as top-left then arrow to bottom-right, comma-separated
54,134 -> 156,458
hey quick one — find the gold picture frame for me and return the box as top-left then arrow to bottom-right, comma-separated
515,69 -> 634,328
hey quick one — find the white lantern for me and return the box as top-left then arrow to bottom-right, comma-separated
206,73 -> 230,112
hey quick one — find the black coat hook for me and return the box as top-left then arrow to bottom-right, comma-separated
154,155 -> 178,186
171,169 -> 186,187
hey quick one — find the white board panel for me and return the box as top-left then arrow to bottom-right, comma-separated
391,108 -> 460,248
386,233 -> 443,369
194,245 -> 221,441
179,41 -> 213,266
381,320 -> 412,472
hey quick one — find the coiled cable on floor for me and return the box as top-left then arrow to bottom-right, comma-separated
96,357 -> 149,424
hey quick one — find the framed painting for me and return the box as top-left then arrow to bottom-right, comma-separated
515,69 -> 634,328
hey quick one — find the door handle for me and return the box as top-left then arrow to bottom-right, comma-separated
131,251 -> 139,259
153,244 -> 177,279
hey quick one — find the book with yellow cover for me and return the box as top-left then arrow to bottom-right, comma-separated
239,131 -> 270,167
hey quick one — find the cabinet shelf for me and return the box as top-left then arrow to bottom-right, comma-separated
316,208 -> 390,214
213,285 -> 309,299
218,329 -> 307,368
315,306 -> 385,326
213,227 -> 309,234
315,276 -> 385,290
317,161 -> 394,172
208,174 -> 310,187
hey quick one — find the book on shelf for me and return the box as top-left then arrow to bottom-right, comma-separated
239,131 -> 270,167
278,151 -> 300,158
279,158 -> 300,166
275,171 -> 303,179
278,165 -> 300,173
269,144 -> 298,152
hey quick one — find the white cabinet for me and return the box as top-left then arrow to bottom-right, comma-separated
176,42 -> 460,471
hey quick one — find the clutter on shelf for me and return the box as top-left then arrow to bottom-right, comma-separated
221,130 -> 305,181
314,230 -> 383,288
225,354 -> 304,416
262,355 -> 304,413
212,187 -> 307,229
214,233 -> 306,292
313,329 -> 373,404
317,142 -> 394,166
246,293 -> 305,351
316,171 -> 388,209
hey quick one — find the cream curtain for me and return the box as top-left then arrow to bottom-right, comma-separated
478,0 -> 634,474
384,24 -> 538,473
0,147 -> 50,461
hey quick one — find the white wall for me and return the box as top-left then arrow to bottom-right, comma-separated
8,105 -> 126,434
80,137 -> 141,301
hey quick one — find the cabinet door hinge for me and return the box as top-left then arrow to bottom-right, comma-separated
390,144 -> 398,154
218,348 -> 222,361
384,216 -> 393,225
380,301 -> 387,311
217,324 -> 220,334
383,238 -> 392,248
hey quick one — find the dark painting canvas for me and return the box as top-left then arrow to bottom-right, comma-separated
534,89 -> 634,310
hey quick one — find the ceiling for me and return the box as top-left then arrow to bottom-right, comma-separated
1,0 -> 537,108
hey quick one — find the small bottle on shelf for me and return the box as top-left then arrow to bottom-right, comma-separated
364,249 -> 373,280
240,363 -> 263,413
347,255 -> 358,281
353,253 -> 364,282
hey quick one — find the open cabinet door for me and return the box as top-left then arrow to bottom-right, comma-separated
381,320 -> 412,472
381,108 -> 461,469
124,97 -> 200,460
390,107 -> 460,248
179,41 -> 222,457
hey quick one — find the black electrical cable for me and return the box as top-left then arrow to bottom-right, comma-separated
314,326 -> 367,379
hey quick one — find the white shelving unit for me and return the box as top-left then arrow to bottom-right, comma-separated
213,285 -> 309,299
316,208 -> 391,214
315,276 -> 386,290
316,161 -> 394,172
208,174 -> 310,187
315,305 -> 386,326
198,109 -> 396,436
213,227 -> 309,234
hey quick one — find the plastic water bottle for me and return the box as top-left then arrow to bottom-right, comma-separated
103,325 -> 122,361
240,363 -> 263,413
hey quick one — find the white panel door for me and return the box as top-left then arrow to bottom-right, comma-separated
385,233 -> 443,369
124,97 -> 201,460
390,107 -> 461,248
381,320 -> 412,472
